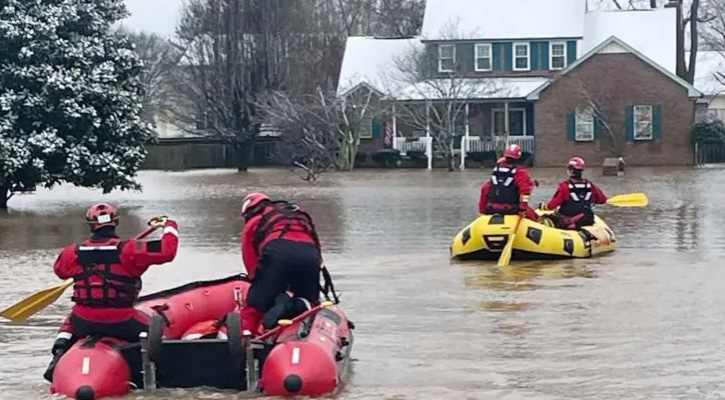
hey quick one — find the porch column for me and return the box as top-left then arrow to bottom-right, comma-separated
426,102 -> 432,170
461,102 -> 469,170
392,103 -> 398,150
504,101 -> 510,148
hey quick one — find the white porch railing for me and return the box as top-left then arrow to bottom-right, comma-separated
465,136 -> 534,153
394,137 -> 432,156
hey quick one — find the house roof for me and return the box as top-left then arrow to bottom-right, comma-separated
526,36 -> 702,100
582,8 -> 676,73
336,36 -> 422,97
420,0 -> 586,41
394,77 -> 548,101
688,50 -> 725,96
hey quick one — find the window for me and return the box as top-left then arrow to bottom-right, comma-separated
513,43 -> 530,71
575,107 -> 594,141
474,43 -> 492,71
633,105 -> 653,140
438,44 -> 455,73
359,116 -> 373,139
550,42 -> 566,70
492,108 -> 526,136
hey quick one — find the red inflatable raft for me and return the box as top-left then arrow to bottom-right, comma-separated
47,274 -> 355,399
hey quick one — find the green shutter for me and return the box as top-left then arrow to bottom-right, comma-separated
567,111 -> 576,141
504,42 -> 513,70
492,43 -> 501,71
593,111 -> 606,140
566,41 -> 577,65
372,117 -> 382,139
652,105 -> 662,140
625,105 -> 634,141
458,43 -> 473,72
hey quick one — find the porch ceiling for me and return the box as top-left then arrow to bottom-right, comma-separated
388,77 -> 548,102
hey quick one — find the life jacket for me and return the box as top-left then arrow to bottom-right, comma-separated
558,179 -> 593,218
252,200 -> 320,253
486,164 -> 520,208
71,238 -> 141,308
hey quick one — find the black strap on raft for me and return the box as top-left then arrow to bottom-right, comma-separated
252,201 -> 321,252
320,265 -> 339,304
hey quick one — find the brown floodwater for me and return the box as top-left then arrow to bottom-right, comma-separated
1,166 -> 725,400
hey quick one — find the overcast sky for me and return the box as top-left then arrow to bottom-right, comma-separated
120,0 -> 183,36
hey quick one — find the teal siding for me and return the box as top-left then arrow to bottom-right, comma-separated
566,41 -> 577,66
458,43 -> 474,73
503,42 -> 513,70
492,43 -> 502,71
541,42 -> 550,70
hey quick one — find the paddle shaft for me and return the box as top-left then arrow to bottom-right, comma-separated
497,214 -> 523,267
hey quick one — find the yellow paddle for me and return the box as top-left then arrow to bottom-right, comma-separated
1,220 -> 166,322
497,215 -> 523,267
606,192 -> 648,207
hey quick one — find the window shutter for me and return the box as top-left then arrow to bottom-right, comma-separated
625,105 -> 634,141
567,111 -> 575,141
593,111 -> 606,140
372,117 -> 382,139
652,105 -> 662,140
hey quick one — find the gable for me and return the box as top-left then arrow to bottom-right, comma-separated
421,0 -> 586,41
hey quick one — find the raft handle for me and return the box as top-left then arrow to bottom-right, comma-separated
139,332 -> 157,390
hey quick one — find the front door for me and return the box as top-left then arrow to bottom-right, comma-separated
492,108 -> 525,136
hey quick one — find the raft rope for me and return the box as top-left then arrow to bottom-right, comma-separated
320,266 -> 339,304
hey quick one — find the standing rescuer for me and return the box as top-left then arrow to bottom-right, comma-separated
541,156 -> 608,229
240,192 -> 325,336
478,144 -> 539,221
43,203 -> 179,382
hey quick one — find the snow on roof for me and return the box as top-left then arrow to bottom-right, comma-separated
336,36 -> 422,97
582,8 -> 676,73
420,0 -> 586,41
394,77 -> 548,101
689,50 -> 725,96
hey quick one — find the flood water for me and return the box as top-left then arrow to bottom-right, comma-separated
1,166 -> 725,400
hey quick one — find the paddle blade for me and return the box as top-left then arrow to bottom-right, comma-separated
1,279 -> 73,322
606,192 -> 648,207
496,234 -> 515,267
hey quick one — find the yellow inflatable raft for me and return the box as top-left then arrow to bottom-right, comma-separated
450,211 -> 616,261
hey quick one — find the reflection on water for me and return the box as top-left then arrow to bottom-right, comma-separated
2,166 -> 725,399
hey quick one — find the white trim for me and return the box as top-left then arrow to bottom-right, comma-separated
438,44 -> 455,73
57,332 -> 73,340
292,347 -> 300,364
78,245 -> 117,251
633,104 -> 654,141
512,42 -> 530,71
491,107 -> 526,136
575,107 -> 595,142
163,226 -> 179,237
474,43 -> 492,72
82,357 -> 90,375
549,41 -> 567,70
527,36 -> 702,100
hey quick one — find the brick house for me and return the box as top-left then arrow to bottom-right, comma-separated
336,0 -> 704,167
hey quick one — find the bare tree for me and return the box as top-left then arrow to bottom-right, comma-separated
387,21 -> 508,171
257,85 -> 376,179
702,0 -> 725,87
125,30 -> 183,126
573,79 -> 630,156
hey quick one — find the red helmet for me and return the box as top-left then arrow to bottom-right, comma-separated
503,144 -> 522,160
568,156 -> 586,170
241,192 -> 269,218
85,203 -> 119,231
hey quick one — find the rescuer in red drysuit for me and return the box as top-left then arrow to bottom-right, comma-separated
240,192 -> 331,336
43,203 -> 179,382
478,144 -> 539,221
540,156 -> 608,229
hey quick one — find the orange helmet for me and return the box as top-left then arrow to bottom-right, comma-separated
568,156 -> 586,170
241,192 -> 269,219
503,144 -> 522,160
85,203 -> 119,231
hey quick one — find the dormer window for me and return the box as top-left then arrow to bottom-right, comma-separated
438,44 -> 455,73
474,43 -> 492,71
513,43 -> 530,71
550,42 -> 567,70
